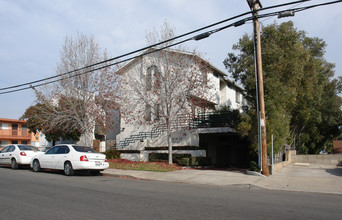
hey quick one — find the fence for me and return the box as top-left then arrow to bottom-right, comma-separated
0,129 -> 30,138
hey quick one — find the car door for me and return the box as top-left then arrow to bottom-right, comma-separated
39,147 -> 58,169
2,145 -> 15,165
0,146 -> 10,165
52,146 -> 70,170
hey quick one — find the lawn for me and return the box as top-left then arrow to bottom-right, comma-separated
108,159 -> 183,172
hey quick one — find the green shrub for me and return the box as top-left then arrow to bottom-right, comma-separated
149,153 -> 191,164
249,161 -> 260,172
180,157 -> 211,167
105,149 -> 121,159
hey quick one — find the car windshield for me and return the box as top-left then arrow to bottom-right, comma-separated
18,145 -> 39,151
72,145 -> 98,153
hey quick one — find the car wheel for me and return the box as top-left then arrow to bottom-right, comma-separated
32,160 -> 41,172
11,159 -> 19,169
64,162 -> 74,176
91,170 -> 100,176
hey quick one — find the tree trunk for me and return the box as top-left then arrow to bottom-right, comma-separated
167,129 -> 172,164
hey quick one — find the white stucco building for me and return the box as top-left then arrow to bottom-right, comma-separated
116,49 -> 248,166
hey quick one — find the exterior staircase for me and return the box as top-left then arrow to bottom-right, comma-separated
118,111 -> 239,149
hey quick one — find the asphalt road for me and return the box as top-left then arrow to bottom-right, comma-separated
0,167 -> 342,220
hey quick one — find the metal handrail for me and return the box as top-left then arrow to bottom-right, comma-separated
118,111 -> 239,148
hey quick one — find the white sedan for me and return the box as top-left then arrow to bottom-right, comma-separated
30,144 -> 109,176
0,144 -> 40,169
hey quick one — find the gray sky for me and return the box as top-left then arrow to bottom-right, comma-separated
1,0 -> 341,119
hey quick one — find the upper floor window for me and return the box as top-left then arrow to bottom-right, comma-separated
145,104 -> 151,121
236,91 -> 241,104
146,65 -> 160,91
155,104 -> 160,121
0,123 -> 9,130
202,71 -> 208,86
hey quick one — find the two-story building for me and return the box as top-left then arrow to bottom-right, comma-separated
115,49 -> 249,167
0,118 -> 39,149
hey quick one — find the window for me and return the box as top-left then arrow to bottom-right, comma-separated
242,97 -> 247,106
8,145 -> 15,152
72,145 -> 98,153
145,104 -> 151,121
0,141 -> 9,147
46,147 -> 58,154
19,145 -> 38,151
203,71 -> 208,85
11,141 -> 18,144
155,104 -> 160,121
146,67 -> 152,91
0,123 -> 9,129
12,124 -> 18,136
0,146 -> 10,153
146,65 -> 160,91
56,146 -> 70,154
236,91 -> 241,104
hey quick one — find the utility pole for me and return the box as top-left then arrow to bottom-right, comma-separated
247,0 -> 269,176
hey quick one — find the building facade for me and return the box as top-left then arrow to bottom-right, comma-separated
0,118 -> 39,149
116,49 -> 249,167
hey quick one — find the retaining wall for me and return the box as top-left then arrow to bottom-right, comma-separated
272,150 -> 296,173
292,154 -> 342,165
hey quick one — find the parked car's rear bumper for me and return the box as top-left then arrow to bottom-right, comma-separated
72,161 -> 109,170
17,156 -> 32,165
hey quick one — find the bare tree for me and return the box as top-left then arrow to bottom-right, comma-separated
31,33 -> 120,146
120,21 -> 213,163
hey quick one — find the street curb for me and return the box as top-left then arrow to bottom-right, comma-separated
102,172 -> 141,179
245,170 -> 266,177
293,163 -> 311,166
248,182 -> 342,195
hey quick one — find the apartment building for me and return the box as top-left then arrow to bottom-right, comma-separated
0,118 -> 39,149
116,49 -> 249,167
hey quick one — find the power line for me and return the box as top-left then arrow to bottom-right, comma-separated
0,0 -> 314,93
1,0 -> 340,95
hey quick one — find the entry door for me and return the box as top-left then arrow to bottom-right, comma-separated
12,124 -> 18,136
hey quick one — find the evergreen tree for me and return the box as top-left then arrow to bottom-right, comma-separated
224,21 -> 342,154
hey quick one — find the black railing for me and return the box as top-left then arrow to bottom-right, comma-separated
118,111 -> 239,148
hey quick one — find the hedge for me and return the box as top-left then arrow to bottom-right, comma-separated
105,149 -> 121,159
179,157 -> 211,167
149,153 -> 191,165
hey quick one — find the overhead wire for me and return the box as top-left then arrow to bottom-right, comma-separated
0,0 -> 340,95
0,0 -> 316,93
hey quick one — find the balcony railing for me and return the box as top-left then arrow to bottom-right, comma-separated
0,129 -> 30,138
119,111 -> 240,148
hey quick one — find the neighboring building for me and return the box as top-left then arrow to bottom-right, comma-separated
333,140 -> 342,153
0,118 -> 39,149
46,88 -> 112,151
116,49 -> 249,167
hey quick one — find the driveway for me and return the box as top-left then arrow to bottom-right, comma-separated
253,163 -> 342,194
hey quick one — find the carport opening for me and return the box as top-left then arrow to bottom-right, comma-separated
199,133 -> 250,168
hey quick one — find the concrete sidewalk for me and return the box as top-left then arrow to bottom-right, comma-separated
253,163 -> 342,194
102,163 -> 342,195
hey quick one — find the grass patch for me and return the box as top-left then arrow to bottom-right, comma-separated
108,159 -> 183,172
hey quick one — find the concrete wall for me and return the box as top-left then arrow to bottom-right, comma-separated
292,154 -> 342,165
271,151 -> 342,174
272,150 -> 296,173
121,150 -> 206,162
